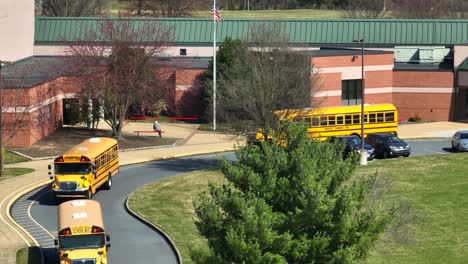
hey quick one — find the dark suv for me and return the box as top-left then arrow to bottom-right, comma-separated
335,135 -> 375,161
365,133 -> 411,158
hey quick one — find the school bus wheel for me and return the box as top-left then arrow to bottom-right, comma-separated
85,189 -> 92,199
104,174 -> 112,190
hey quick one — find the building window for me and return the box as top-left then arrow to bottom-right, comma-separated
342,79 -> 362,106
180,49 -> 187,56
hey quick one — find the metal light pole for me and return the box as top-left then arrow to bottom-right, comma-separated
353,39 -> 367,166
0,60 -> 13,176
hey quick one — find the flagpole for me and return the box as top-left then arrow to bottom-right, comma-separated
212,0 -> 217,131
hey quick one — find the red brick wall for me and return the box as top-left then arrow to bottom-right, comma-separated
317,72 -> 342,92
393,71 -> 455,121
393,93 -> 454,121
175,69 -> 205,117
312,54 -> 394,68
313,54 -> 394,108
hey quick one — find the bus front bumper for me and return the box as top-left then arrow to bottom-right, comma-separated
52,188 -> 89,198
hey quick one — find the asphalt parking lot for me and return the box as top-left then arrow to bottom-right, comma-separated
398,138 -> 454,157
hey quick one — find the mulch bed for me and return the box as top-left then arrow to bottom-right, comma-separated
9,127 -> 178,158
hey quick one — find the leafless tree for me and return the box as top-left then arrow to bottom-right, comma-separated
41,0 -> 108,16
442,0 -> 468,19
206,22 -> 320,131
128,0 -> 196,16
389,0 -> 463,19
65,16 -> 173,139
344,0 -> 387,18
148,0 -> 195,16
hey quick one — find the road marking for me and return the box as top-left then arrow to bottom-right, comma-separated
27,190 -> 56,241
0,180 -> 47,247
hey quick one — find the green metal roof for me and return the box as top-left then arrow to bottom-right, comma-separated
35,17 -> 468,46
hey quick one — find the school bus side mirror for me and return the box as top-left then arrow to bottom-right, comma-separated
106,234 -> 110,241
106,244 -> 111,249
48,164 -> 51,170
54,239 -> 58,246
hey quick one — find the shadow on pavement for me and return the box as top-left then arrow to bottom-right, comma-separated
27,185 -> 59,206
147,157 -> 221,173
144,153 -> 236,173
442,147 -> 457,153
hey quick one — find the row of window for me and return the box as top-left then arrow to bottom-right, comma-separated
295,111 -> 395,127
96,146 -> 118,169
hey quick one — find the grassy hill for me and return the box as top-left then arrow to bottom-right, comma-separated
108,1 -> 345,19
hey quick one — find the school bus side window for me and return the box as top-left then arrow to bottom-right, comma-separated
353,114 -> 360,124
345,115 -> 352,125
369,113 -> 376,123
377,113 -> 384,122
385,112 -> 395,122
320,116 -> 328,126
337,116 -> 344,125
328,116 -> 336,125
312,117 -> 320,127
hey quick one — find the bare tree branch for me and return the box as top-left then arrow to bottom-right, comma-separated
41,0 -> 108,16
65,16 -> 173,138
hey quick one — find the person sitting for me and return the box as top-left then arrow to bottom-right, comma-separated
153,120 -> 162,138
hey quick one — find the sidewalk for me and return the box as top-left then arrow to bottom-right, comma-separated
398,121 -> 468,139
0,124 -> 244,264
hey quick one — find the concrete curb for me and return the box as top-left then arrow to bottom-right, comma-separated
5,178 -> 50,264
8,142 -> 181,161
124,194 -> 183,264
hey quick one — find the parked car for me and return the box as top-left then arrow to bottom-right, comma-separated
451,130 -> 468,152
365,133 -> 411,158
335,135 -> 375,161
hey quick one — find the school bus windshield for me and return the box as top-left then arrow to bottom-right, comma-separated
55,163 -> 91,175
59,234 -> 105,250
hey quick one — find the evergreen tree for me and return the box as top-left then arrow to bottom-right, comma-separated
193,121 -> 397,263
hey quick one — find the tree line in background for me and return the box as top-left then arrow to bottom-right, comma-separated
37,0 -> 468,18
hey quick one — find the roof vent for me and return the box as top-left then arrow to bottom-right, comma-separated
72,212 -> 88,219
71,200 -> 86,206
89,138 -> 101,143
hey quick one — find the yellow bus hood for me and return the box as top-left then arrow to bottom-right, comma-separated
60,248 -> 107,264
55,174 -> 88,180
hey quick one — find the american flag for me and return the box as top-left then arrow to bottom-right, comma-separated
212,6 -> 222,22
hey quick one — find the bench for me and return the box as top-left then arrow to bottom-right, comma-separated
128,115 -> 160,121
133,130 -> 165,136
168,117 -> 199,123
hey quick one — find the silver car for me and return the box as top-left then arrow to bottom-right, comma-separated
451,131 -> 468,152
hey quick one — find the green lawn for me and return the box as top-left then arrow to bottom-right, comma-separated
5,150 -> 29,164
16,247 -> 42,264
107,1 -> 345,19
191,9 -> 344,19
129,153 -> 468,264
0,168 -> 35,182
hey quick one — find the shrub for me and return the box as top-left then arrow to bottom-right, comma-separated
408,113 -> 422,122
193,121 -> 399,263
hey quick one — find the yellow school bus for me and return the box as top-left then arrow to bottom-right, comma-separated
49,137 -> 119,199
55,199 -> 110,264
283,103 -> 398,140
253,104 -> 398,143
